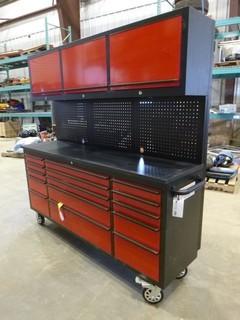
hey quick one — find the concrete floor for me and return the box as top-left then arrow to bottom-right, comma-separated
0,138 -> 239,320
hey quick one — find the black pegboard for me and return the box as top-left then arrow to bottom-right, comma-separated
53,96 -> 206,163
54,101 -> 88,143
92,101 -> 132,149
137,98 -> 204,162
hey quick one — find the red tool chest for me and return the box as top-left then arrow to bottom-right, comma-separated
61,37 -> 108,92
25,7 -> 214,304
29,51 -> 62,94
25,154 -> 164,282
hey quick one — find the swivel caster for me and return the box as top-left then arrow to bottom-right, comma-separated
176,267 -> 188,279
135,276 -> 164,305
36,213 -> 45,225
142,287 -> 164,305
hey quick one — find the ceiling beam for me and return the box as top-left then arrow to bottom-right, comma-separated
0,5 -> 57,29
0,0 -> 18,8
56,0 -> 80,41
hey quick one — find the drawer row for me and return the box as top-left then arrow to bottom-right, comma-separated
25,156 -> 162,281
29,190 -> 160,281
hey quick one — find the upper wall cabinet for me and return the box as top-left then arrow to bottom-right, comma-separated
29,51 -> 62,95
109,16 -> 182,90
62,37 -> 107,92
29,8 -> 214,99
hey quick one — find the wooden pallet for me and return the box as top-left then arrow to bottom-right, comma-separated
22,44 -> 53,55
0,50 -> 22,60
215,60 -> 240,67
0,44 -> 53,60
1,151 -> 24,158
205,168 -> 240,193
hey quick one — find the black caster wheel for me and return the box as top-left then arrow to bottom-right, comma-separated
142,287 -> 164,304
176,267 -> 188,279
36,213 -> 45,225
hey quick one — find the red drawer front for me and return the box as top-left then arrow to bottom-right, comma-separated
46,161 -> 109,187
47,169 -> 109,198
28,169 -> 46,182
48,186 -> 110,227
113,180 -> 161,204
27,163 -> 46,175
113,202 -> 160,229
114,234 -> 160,281
29,51 -> 62,94
62,37 -> 107,91
49,202 -> 112,254
114,214 -> 160,252
25,155 -> 44,166
26,159 -> 45,170
29,191 -> 49,217
28,177 -> 48,197
47,177 -> 110,209
110,16 -> 182,89
113,192 -> 160,217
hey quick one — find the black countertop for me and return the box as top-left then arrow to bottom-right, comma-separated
24,141 -> 204,188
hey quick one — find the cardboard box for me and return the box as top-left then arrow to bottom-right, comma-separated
0,120 -> 21,138
208,120 -> 232,146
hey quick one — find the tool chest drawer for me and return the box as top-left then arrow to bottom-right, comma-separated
112,180 -> 161,204
47,169 -> 109,198
47,177 -> 110,208
113,202 -> 160,229
29,191 -> 49,217
49,201 -> 112,254
48,186 -> 111,227
28,176 -> 48,197
46,161 -> 110,187
114,234 -> 160,281
27,169 -> 46,182
26,163 -> 46,175
25,155 -> 45,166
114,214 -> 160,252
113,192 -> 161,217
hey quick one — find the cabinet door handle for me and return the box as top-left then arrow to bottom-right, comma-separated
57,202 -> 65,221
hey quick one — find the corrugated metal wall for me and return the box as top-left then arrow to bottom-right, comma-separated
80,0 -> 174,38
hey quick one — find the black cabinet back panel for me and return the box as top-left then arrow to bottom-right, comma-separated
53,96 -> 206,164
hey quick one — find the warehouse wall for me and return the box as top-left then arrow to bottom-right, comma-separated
0,0 -> 234,109
80,0 -> 174,38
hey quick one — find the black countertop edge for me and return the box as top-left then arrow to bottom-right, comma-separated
24,143 -> 205,190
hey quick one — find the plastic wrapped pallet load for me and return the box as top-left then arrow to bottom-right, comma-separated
175,0 -> 209,13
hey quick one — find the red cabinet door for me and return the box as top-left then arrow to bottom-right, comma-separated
110,16 -> 182,90
29,51 -> 62,94
62,37 -> 107,92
